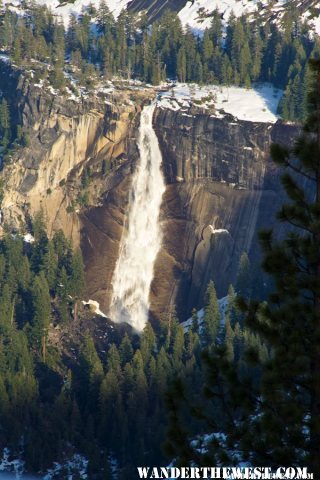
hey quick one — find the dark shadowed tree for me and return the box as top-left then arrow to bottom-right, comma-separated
165,60 -> 320,477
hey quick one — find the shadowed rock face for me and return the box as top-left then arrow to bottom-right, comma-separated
81,164 -> 134,316
150,108 -> 299,320
151,179 -> 277,319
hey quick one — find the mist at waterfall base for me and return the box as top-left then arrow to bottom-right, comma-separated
109,104 -> 166,332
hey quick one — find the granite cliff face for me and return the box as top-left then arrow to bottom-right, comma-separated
0,64 -> 152,248
150,107 -> 298,319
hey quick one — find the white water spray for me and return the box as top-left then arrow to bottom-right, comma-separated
109,104 -> 166,332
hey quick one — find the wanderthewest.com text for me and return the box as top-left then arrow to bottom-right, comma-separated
137,467 -> 314,479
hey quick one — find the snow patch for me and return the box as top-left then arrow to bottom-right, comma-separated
43,454 -> 88,480
302,9 -> 320,35
0,449 -> 88,479
208,226 -> 229,235
82,299 -> 107,318
23,233 -> 35,244
0,449 -> 24,478
0,54 -> 10,64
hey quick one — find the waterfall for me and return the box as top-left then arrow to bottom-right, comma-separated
109,103 -> 166,332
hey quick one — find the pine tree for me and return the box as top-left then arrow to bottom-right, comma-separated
128,350 -> 148,462
251,28 -> 263,81
40,242 -> 57,291
202,281 -> 221,348
0,98 -> 10,148
79,334 -> 104,411
30,272 -> 51,360
107,343 -> 121,375
224,317 -> 235,363
140,322 -> 156,364
49,63 -> 65,90
32,209 -> 47,242
99,368 -> 123,449
0,98 -> 10,130
202,31 -> 213,64
151,52 -> 162,85
191,308 -> 199,333
156,346 -> 170,393
119,333 -> 134,366
209,9 -> 223,47
0,11 -> 12,49
233,321 -> 243,363
11,35 -> 22,65
0,283 -> 13,330
172,325 -> 185,370
67,14 -> 78,53
225,284 -> 237,327
97,0 -> 114,35
0,375 -> 9,421
177,46 -> 187,83
69,249 -> 85,321
236,251 -> 252,299
70,249 -> 85,295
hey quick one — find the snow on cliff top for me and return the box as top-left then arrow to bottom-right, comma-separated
157,83 -> 282,124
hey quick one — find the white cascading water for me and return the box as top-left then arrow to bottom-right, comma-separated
109,103 -> 166,332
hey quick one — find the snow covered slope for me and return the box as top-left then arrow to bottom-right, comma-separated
158,83 -> 283,124
178,0 -> 320,34
179,0 -> 259,33
3,0 -> 320,33
2,0 -> 132,25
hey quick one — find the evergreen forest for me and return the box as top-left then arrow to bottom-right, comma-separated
0,1 -> 319,123
0,205 -> 262,477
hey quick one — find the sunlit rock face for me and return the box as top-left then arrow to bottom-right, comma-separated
0,59 -> 146,245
